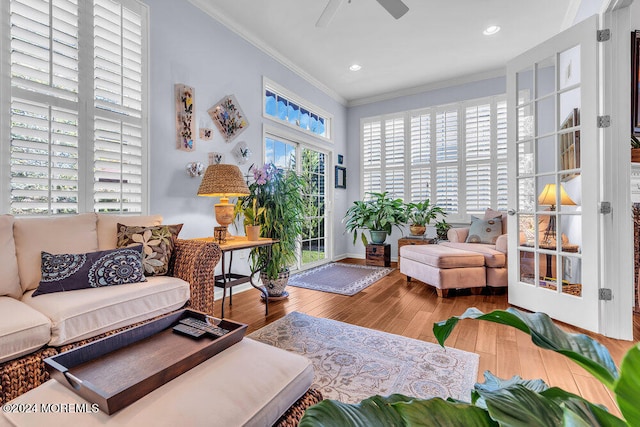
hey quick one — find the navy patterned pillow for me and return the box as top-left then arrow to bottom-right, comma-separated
33,245 -> 146,297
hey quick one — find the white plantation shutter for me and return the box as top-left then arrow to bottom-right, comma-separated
9,0 -> 80,215
465,104 -> 491,213
93,0 -> 144,212
384,117 -> 404,199
410,113 -> 431,203
496,100 -> 508,210
436,165 -> 458,213
3,0 -> 146,215
361,96 -> 506,220
435,110 -> 457,162
10,0 -> 79,100
362,120 -> 381,197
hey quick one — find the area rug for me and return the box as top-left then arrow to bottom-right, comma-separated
287,262 -> 393,295
248,312 -> 479,403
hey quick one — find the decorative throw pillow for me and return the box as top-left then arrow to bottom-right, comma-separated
116,224 -> 183,276
33,245 -> 146,297
465,215 -> 503,244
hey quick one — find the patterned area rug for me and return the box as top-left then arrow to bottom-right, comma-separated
287,262 -> 393,295
248,312 -> 479,403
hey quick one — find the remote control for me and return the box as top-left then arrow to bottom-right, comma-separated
179,317 -> 230,337
172,323 -> 206,339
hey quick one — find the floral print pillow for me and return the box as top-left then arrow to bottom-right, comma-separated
116,224 -> 183,276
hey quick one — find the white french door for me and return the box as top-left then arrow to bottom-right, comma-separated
507,15 -> 600,332
264,132 -> 331,271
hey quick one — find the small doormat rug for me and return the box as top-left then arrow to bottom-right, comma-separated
248,312 -> 479,404
287,262 -> 393,295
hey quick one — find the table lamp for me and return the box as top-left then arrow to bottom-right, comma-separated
537,183 -> 576,244
197,164 -> 250,238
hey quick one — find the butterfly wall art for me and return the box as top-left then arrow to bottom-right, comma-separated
175,84 -> 195,151
208,94 -> 249,143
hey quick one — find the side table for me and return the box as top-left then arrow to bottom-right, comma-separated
366,243 -> 390,267
192,236 -> 277,318
398,236 -> 433,270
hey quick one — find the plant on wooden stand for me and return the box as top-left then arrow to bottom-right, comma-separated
343,192 -> 407,245
405,199 -> 446,236
632,135 -> 640,163
435,219 -> 452,241
236,163 -> 305,297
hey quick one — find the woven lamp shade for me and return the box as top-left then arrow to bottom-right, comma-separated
197,164 -> 250,197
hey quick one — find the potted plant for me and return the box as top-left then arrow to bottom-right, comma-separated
343,192 -> 407,245
632,135 -> 640,163
299,308 -> 640,426
405,200 -> 446,236
237,163 -> 305,297
435,219 -> 452,241
237,198 -> 264,241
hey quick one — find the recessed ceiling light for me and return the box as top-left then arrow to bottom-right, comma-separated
483,25 -> 500,36
349,64 -> 362,72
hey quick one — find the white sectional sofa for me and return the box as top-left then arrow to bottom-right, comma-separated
0,213 -> 221,404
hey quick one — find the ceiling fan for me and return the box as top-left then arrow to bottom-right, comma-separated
316,0 -> 409,28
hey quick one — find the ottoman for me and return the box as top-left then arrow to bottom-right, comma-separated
400,244 -> 486,297
0,338 -> 317,427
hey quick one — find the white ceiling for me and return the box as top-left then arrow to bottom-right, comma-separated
188,0 -> 579,105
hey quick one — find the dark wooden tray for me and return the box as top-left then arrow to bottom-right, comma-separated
44,309 -> 247,415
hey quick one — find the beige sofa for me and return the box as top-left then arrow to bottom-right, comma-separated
0,213 -> 221,405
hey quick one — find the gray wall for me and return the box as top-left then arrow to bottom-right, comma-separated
144,0 -> 347,251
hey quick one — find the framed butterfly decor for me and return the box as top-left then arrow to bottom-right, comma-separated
175,84 -> 195,152
208,94 -> 249,143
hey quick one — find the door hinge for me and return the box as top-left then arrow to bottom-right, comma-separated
597,115 -> 610,128
597,29 -> 610,42
599,288 -> 613,301
600,201 -> 612,214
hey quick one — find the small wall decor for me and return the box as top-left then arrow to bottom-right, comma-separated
199,128 -> 213,140
231,141 -> 251,165
335,166 -> 346,189
186,161 -> 205,177
208,152 -> 224,165
208,94 -> 249,142
338,154 -> 344,165
175,84 -> 195,151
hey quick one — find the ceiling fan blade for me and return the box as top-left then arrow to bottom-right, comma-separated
375,0 -> 409,19
316,0 -> 344,27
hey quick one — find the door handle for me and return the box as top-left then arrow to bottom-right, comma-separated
507,209 -> 516,216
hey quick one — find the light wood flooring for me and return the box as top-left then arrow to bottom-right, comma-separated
215,259 -> 639,417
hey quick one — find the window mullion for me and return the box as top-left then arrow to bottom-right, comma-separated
404,111 -> 411,202
0,0 -> 10,214
458,102 -> 466,220
430,110 -> 437,207
490,98 -> 498,208
78,0 -> 93,213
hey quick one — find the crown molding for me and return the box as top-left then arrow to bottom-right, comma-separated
346,67 -> 506,108
186,0 -> 347,106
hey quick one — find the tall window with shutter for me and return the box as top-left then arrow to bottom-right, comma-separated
360,96 -> 507,222
1,0 -> 147,215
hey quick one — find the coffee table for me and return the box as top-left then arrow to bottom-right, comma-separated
1,338 -> 315,427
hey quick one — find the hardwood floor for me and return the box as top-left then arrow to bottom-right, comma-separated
216,259 -> 639,417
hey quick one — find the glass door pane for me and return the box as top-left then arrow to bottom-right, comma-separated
301,148 -> 328,267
